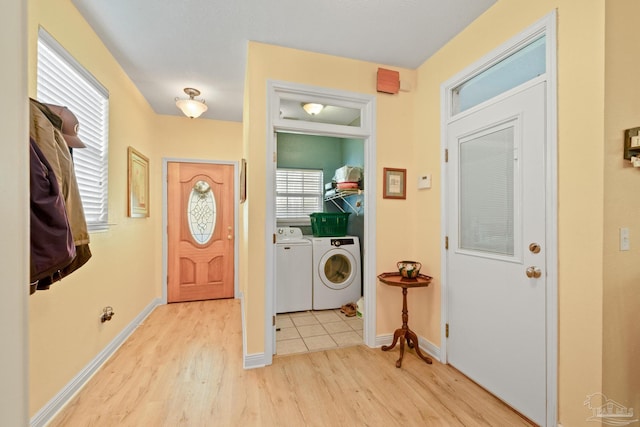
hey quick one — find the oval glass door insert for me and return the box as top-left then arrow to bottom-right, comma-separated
188,180 -> 217,244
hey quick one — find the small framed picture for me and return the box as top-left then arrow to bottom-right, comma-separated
128,146 -> 150,218
240,158 -> 247,203
383,167 -> 406,199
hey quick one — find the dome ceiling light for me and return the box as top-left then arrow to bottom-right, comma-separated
302,102 -> 324,115
175,87 -> 208,119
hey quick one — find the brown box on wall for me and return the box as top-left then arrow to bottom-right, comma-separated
377,68 -> 400,94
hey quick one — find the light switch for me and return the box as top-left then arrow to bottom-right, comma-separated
620,227 -> 630,251
418,174 -> 432,189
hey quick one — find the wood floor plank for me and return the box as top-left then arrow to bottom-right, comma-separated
48,299 -> 533,426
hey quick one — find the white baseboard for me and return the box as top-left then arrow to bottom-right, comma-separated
243,353 -> 266,369
240,332 -> 440,369
239,291 -> 266,369
30,297 -> 162,427
375,333 -> 441,362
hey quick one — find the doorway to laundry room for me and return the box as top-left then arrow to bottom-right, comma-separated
275,132 -> 365,355
264,80 -> 377,365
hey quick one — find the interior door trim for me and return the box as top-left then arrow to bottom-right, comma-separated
265,81 -> 377,366
440,10 -> 558,426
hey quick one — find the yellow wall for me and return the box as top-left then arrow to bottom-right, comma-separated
603,0 -> 640,415
27,0 -> 242,416
242,42 -> 426,354
416,1 -> 606,425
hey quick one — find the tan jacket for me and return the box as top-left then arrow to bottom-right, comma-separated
29,99 -> 90,246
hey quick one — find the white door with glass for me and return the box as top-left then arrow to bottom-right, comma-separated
447,82 -> 546,425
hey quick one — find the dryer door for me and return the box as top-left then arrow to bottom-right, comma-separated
317,249 -> 357,290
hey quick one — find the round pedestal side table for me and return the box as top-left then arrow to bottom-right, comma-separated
378,272 -> 433,368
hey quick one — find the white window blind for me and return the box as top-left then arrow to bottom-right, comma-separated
36,28 -> 110,232
459,126 -> 515,256
276,169 -> 323,221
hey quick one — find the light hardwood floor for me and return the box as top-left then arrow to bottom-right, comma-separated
49,299 -> 533,426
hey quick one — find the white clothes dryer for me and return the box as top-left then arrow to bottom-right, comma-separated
311,236 -> 362,310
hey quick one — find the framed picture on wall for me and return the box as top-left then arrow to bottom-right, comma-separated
240,158 -> 247,203
383,167 -> 406,199
128,146 -> 150,218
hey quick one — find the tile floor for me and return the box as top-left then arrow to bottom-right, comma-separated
276,309 -> 363,356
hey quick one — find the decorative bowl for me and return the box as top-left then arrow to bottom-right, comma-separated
397,261 -> 422,279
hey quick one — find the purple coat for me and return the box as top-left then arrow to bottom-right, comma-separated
30,137 -> 76,284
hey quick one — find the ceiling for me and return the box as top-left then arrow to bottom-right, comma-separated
71,0 -> 496,123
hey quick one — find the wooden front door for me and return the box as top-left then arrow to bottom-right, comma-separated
167,162 -> 234,303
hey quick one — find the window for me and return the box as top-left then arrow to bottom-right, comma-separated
36,28 -> 110,231
276,169 -> 323,223
452,35 -> 545,115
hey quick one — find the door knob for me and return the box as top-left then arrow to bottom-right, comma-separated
526,266 -> 542,278
529,243 -> 541,254
228,235 -> 232,240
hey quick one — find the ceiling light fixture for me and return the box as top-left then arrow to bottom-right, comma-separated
175,87 -> 208,118
302,103 -> 324,115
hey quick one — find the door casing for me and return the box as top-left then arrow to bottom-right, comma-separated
265,81 -> 377,366
162,158 -> 240,304
440,11 -> 558,426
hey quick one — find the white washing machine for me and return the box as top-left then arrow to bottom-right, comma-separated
276,227 -> 312,313
311,236 -> 362,310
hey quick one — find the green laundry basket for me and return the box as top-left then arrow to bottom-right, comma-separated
309,212 -> 350,237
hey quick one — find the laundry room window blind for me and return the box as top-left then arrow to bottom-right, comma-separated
276,168 -> 323,222
36,28 -> 110,232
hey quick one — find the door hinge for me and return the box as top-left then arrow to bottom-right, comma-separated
445,236 -> 449,250
273,152 -> 277,162
273,315 -> 276,326
446,323 -> 449,338
273,233 -> 276,244
445,148 -> 449,162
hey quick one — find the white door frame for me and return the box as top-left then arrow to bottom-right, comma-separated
440,11 -> 557,426
264,81 -> 377,366
162,158 -> 240,304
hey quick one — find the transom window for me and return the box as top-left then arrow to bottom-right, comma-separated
276,169 -> 323,223
452,35 -> 546,115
